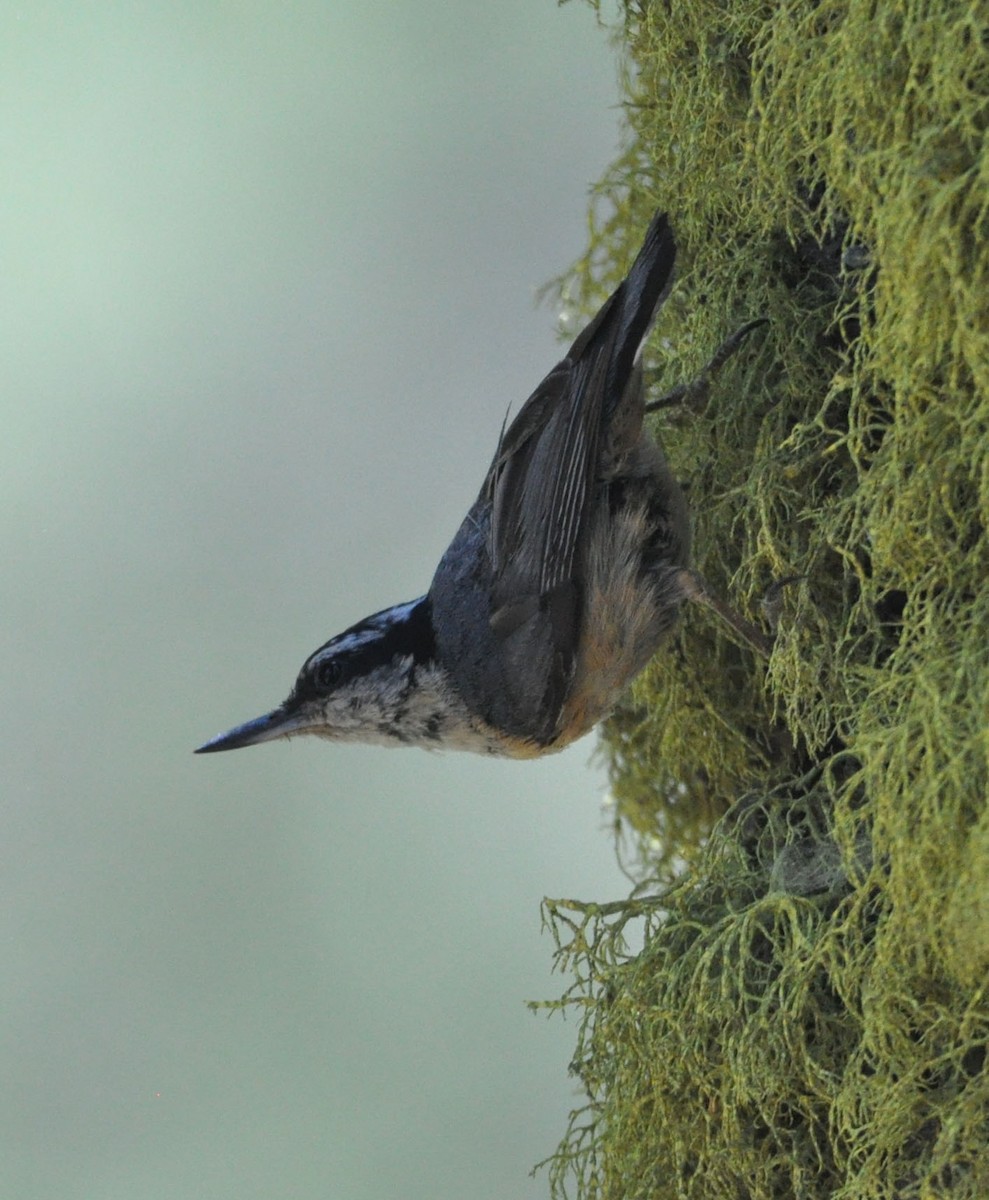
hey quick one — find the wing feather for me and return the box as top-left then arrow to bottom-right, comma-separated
480,212 -> 677,737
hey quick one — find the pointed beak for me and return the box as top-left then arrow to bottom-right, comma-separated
194,705 -> 306,754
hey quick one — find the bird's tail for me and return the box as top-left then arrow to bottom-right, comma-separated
603,211 -> 677,411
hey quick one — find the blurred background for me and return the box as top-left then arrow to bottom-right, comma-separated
2,3 -> 635,1197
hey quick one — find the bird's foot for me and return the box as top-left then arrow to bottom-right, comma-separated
677,567 -> 776,658
759,574 -> 804,634
646,318 -> 768,414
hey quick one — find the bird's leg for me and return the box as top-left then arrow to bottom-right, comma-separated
646,318 -> 768,413
649,318 -> 777,656
676,568 -> 775,659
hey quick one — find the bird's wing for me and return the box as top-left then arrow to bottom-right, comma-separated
485,213 -> 675,621
481,212 -> 676,735
488,351 -> 606,597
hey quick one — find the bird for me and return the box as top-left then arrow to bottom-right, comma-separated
196,211 -> 769,759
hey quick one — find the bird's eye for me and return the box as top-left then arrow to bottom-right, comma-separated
315,659 -> 342,692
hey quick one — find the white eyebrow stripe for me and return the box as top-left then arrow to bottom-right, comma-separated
323,599 -> 423,655
322,631 -> 373,655
380,599 -> 420,625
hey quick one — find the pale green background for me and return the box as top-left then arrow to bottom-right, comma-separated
2,3 -> 636,1197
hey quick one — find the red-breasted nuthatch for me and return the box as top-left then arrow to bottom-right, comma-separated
196,212 -> 769,759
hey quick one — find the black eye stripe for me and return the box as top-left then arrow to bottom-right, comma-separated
292,596 -> 437,703
316,659 -> 343,691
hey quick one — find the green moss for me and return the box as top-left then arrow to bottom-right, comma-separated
539,770 -> 989,1198
541,0 -> 989,1194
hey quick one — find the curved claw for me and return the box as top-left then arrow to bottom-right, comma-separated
760,574 -> 804,633
646,317 -> 769,413
677,568 -> 775,658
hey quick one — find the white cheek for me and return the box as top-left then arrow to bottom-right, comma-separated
325,693 -> 372,734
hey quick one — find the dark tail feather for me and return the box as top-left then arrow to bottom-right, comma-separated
604,211 -> 677,408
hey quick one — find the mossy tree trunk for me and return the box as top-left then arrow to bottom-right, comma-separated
540,2 -> 989,1196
